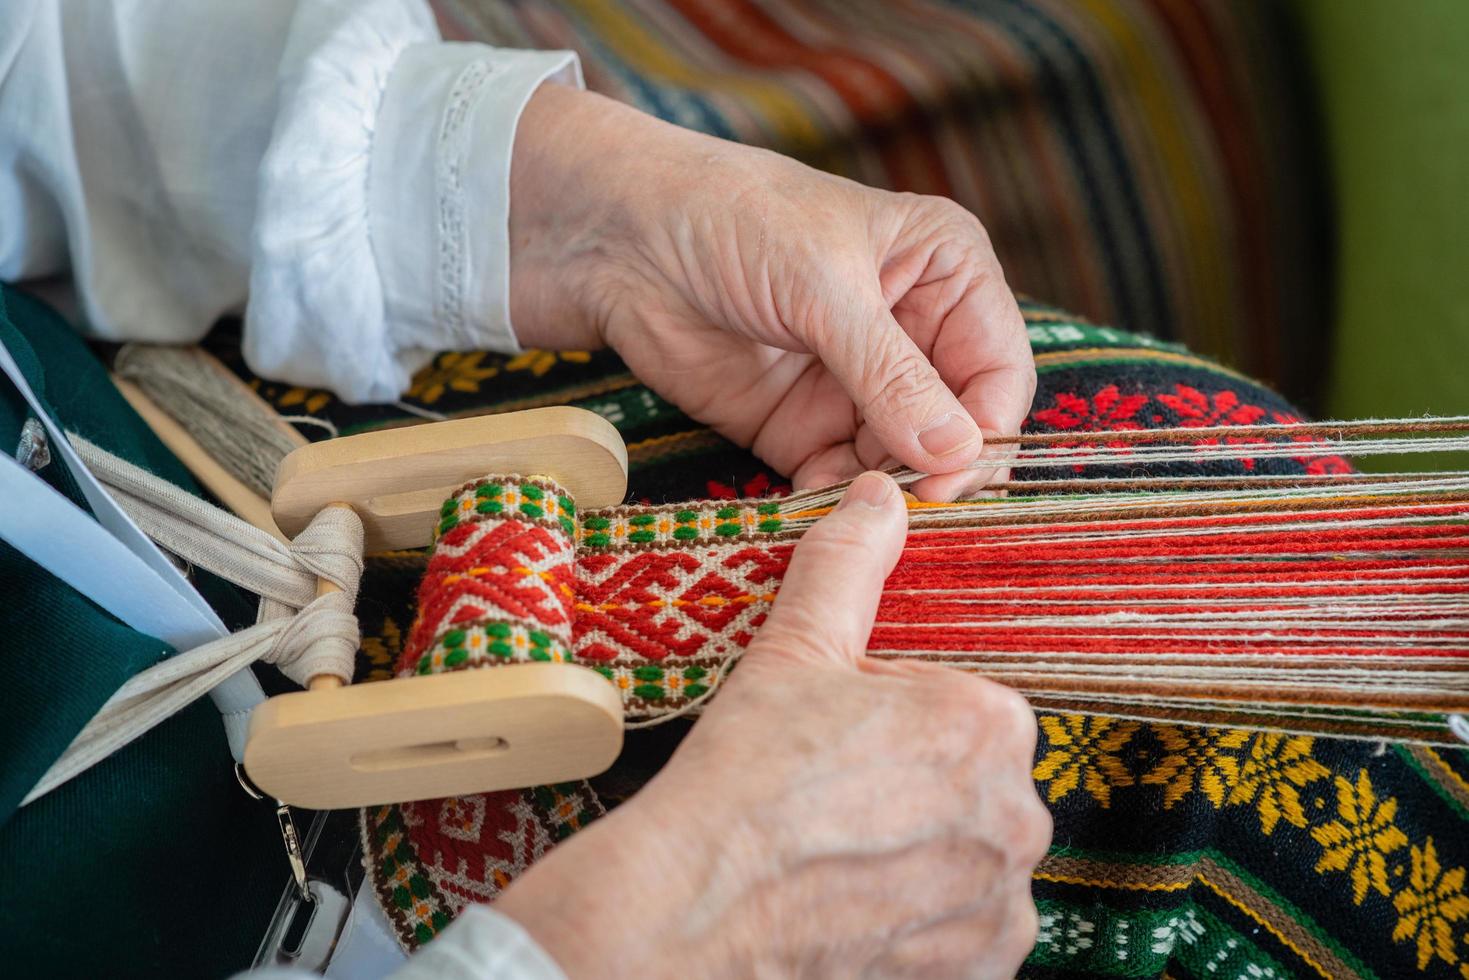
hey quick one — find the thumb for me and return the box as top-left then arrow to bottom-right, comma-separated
749,471 -> 908,668
819,294 -> 982,474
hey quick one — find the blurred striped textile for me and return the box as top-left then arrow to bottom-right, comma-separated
436,0 -> 1328,401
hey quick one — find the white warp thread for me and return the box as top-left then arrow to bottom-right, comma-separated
113,345 -> 305,498
33,416 -> 1469,773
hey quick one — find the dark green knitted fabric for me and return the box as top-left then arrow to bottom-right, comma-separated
0,286 -> 279,977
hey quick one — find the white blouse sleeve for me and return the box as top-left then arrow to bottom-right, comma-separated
373,905 -> 566,979
248,904 -> 566,980
0,0 -> 581,402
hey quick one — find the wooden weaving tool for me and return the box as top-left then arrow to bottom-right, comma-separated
244,406 -> 630,809
115,356 -> 632,809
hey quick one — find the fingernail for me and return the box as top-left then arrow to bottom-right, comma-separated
917,413 -> 978,458
837,471 -> 892,511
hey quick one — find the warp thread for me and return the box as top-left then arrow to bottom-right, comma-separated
61,384 -> 1469,758
114,344 -> 333,497
407,423 -> 1469,748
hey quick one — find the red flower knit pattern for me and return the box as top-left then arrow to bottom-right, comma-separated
1028,385 -> 1351,475
1032,384 -> 1149,432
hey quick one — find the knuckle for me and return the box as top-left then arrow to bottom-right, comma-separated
988,685 -> 1039,750
941,198 -> 994,252
872,187 -> 919,214
1015,799 -> 1053,868
918,676 -> 1037,755
942,196 -> 984,229
993,781 -> 1051,869
1015,896 -> 1040,943
956,678 -> 1035,739
916,192 -> 981,228
919,680 -> 988,738
863,343 -> 933,416
1019,360 -> 1039,401
932,664 -> 996,703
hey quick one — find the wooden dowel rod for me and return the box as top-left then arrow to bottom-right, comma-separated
306,503 -> 355,690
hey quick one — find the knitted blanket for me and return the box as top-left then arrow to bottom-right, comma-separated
214,300 -> 1469,978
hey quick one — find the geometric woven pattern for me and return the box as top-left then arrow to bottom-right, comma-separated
411,477 -> 798,707
575,542 -> 786,713
397,478 -> 579,677
361,781 -> 602,948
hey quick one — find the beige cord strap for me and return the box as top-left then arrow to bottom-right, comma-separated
24,440 -> 366,807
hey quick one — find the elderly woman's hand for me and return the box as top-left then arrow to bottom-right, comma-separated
510,86 -> 1035,501
494,472 -> 1049,977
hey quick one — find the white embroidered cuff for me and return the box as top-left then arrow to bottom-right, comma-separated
371,44 -> 583,361
247,9 -> 581,405
387,904 -> 567,979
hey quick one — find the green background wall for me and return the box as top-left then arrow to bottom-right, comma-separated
1295,0 -> 1469,419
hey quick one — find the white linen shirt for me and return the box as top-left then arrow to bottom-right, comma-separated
1,1 -> 578,976
0,0 -> 581,401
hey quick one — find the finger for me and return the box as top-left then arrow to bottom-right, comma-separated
918,339 -> 1031,503
903,393 -> 1025,504
891,244 -> 1033,501
949,351 -> 1035,450
854,422 -> 899,472
791,441 -> 865,491
749,471 -> 908,668
857,418 -> 1005,502
814,290 -> 984,476
907,451 -> 1012,502
929,279 -> 1035,446
911,314 -> 1031,502
893,233 -> 1035,443
748,358 -> 864,480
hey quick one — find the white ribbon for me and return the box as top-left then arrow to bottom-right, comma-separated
19,440 -> 366,807
0,334 -> 268,760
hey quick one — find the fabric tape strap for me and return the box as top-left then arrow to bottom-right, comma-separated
0,336 -> 263,761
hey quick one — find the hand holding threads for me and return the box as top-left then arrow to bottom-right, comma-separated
493,472 -> 1047,978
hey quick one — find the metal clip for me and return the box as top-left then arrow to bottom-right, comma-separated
238,764 -> 310,903
276,803 -> 311,903
236,762 -> 266,800
15,418 -> 50,471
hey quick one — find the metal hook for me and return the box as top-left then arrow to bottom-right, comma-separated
237,764 -> 310,902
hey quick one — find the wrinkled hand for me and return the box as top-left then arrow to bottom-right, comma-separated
510,86 -> 1035,501
494,472 -> 1049,977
